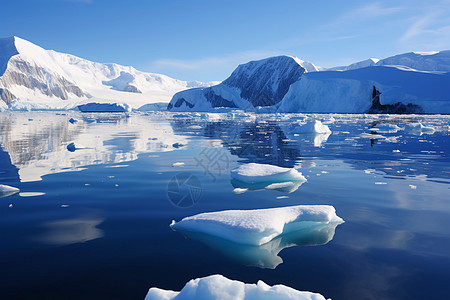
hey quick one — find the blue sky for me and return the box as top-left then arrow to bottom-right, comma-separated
2,0 -> 450,81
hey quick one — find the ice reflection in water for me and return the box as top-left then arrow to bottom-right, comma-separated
175,221 -> 343,269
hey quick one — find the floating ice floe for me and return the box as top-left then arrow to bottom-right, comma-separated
0,184 -> 20,198
170,205 -> 343,246
371,123 -> 401,132
145,274 -> 328,300
172,162 -> 185,167
404,122 -> 435,134
230,163 -> 307,193
171,208 -> 343,269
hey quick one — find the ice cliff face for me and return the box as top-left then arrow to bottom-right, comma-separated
168,56 -> 318,111
0,37 -> 212,109
277,65 -> 450,113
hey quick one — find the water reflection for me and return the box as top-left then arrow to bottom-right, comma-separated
0,112 -> 187,182
176,221 -> 343,269
169,114 -> 450,181
38,215 -> 104,246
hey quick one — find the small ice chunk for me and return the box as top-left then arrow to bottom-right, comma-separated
392,149 -> 400,153
409,185 -> 417,189
375,182 -> 387,185
373,123 -> 401,132
172,162 -> 185,167
404,123 -> 435,134
276,196 -> 289,199
231,163 -> 306,184
233,188 -> 248,194
292,120 -> 331,134
145,274 -> 328,300
77,102 -> 131,112
0,184 -> 20,198
171,205 -> 344,246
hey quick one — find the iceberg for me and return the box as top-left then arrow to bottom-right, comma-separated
77,102 -> 131,112
145,274 -> 328,300
404,122 -> 435,134
290,120 -> 331,134
277,65 -> 450,114
172,216 -> 343,269
231,163 -> 306,184
170,205 -> 343,246
0,184 -> 20,198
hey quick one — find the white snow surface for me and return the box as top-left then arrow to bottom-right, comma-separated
0,37 -> 214,110
170,205 -> 343,246
231,163 -> 306,184
145,274 -> 328,300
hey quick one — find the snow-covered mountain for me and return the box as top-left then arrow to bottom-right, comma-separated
0,36 -> 215,110
168,56 -> 319,111
328,51 -> 450,72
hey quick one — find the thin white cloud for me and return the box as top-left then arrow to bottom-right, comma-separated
400,2 -> 450,50
146,50 -> 284,81
324,2 -> 403,29
149,50 -> 283,71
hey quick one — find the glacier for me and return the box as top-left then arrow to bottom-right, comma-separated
277,65 -> 450,113
0,36 -> 214,110
145,274 -> 328,300
170,205 -> 343,246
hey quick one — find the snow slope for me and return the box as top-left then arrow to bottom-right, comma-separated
168,56 -> 319,111
0,36 -> 214,110
277,65 -> 450,113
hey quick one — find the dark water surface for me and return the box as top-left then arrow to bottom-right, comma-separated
0,111 -> 449,300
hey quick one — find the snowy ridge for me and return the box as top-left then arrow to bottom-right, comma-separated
0,36 -> 214,110
168,55 -> 313,111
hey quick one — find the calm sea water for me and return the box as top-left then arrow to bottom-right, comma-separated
0,111 -> 449,300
